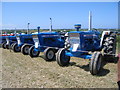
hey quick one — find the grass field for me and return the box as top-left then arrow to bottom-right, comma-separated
1,48 -> 118,88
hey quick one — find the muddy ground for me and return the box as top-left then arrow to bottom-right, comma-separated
1,48 -> 118,88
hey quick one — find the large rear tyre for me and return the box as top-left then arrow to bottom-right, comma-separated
102,33 -> 116,55
12,43 -> 21,52
21,44 -> 31,55
102,32 -> 116,61
44,47 -> 56,61
2,42 -> 7,49
56,48 -> 70,66
28,46 -> 40,57
89,52 -> 102,75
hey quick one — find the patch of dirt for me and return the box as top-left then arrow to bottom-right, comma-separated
1,48 -> 118,88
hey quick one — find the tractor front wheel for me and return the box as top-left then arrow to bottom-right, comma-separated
6,44 -> 9,49
89,52 -> 102,75
12,43 -> 21,52
28,46 -> 40,57
10,43 -> 16,49
2,42 -> 7,49
21,44 -> 31,55
44,47 -> 56,61
56,48 -> 70,66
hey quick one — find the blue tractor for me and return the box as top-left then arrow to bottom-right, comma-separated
1,36 -> 7,49
56,24 -> 117,75
28,32 -> 65,61
12,34 -> 35,54
12,27 -> 40,54
3,35 -> 18,49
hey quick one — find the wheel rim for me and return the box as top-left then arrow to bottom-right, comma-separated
47,50 -> 54,59
32,49 -> 38,56
24,46 -> 29,53
15,45 -> 20,51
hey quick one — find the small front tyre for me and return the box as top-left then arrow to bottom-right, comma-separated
21,44 -> 31,55
89,52 -> 103,75
5,44 -> 9,49
2,42 -> 7,49
28,46 -> 40,57
56,48 -> 70,66
10,43 -> 16,49
12,43 -> 21,52
44,47 -> 56,61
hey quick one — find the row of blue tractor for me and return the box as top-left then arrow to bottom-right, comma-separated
1,35 -> 17,49
1,26 -> 117,75
12,34 -> 35,54
0,36 -> 7,47
1,31 -> 65,61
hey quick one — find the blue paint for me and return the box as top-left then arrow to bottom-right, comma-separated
6,36 -> 17,45
64,30 -> 101,60
32,32 -> 65,52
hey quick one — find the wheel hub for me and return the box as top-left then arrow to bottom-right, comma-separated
32,49 -> 38,56
15,45 -> 20,51
47,50 -> 54,59
24,46 -> 29,53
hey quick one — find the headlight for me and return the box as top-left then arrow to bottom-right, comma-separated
35,42 -> 39,48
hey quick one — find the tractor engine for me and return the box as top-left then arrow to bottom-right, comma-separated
20,35 -> 34,44
68,31 -> 101,52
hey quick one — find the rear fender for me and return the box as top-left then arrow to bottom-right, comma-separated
100,31 -> 111,47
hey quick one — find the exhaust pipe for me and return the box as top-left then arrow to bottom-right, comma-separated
37,26 -> 40,33
27,23 -> 30,34
50,18 -> 52,32
14,28 -> 17,36
88,11 -> 92,30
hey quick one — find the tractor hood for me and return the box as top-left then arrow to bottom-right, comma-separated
68,30 -> 101,52
68,30 -> 100,35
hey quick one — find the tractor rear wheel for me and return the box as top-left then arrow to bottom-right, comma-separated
89,52 -> 102,75
56,48 -> 70,66
2,42 -> 7,49
21,44 -> 31,55
12,43 -> 21,52
28,46 -> 40,57
102,33 -> 116,61
44,47 -> 56,61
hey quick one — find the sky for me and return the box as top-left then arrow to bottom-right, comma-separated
2,2 -> 118,29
